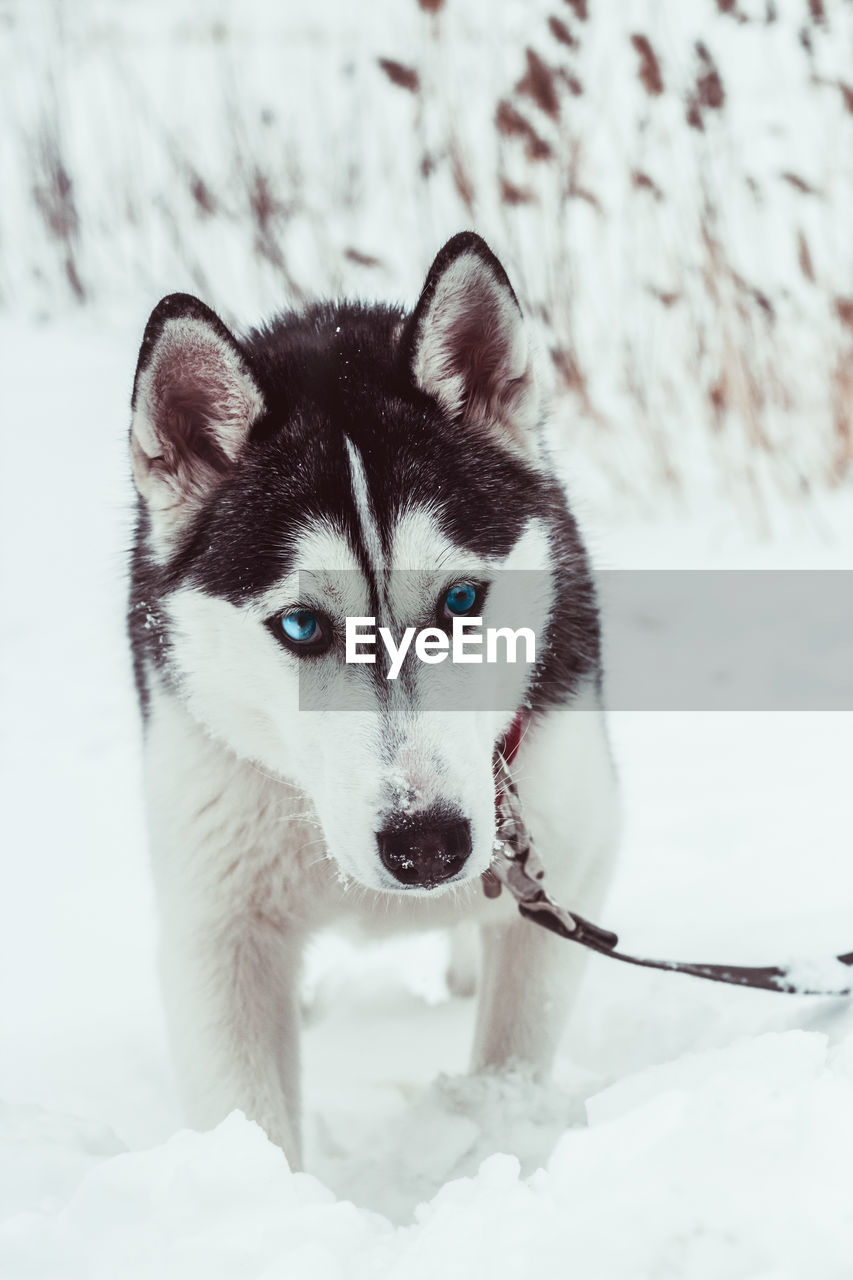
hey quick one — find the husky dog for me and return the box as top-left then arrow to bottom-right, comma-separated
128,232 -> 619,1167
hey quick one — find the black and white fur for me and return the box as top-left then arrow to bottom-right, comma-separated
128,232 -> 619,1167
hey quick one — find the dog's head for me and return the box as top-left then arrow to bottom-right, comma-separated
130,233 -> 596,894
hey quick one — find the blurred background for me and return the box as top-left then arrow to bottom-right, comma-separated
1,0 -> 851,516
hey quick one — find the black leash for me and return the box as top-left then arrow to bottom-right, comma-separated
488,754 -> 853,998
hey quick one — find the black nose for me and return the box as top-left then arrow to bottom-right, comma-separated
377,811 -> 472,888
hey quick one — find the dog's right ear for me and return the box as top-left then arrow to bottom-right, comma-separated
405,232 -> 539,453
130,294 -> 264,546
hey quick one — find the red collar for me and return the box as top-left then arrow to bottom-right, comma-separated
498,710 -> 529,769
493,710 -> 530,828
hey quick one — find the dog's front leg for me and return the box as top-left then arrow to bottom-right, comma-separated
159,904 -> 305,1166
145,702 -> 312,1166
471,918 -> 589,1076
471,699 -> 620,1077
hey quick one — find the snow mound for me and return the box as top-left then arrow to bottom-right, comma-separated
4,1031 -> 853,1279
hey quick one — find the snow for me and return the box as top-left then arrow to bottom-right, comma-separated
2,315 -> 853,1277
777,954 -> 853,995
3,0 -> 853,1270
6,1044 -> 853,1278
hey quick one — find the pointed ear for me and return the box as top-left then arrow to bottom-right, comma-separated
406,232 -> 539,450
130,293 -> 265,546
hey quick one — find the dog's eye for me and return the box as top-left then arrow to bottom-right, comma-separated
283,609 -> 319,642
272,608 -> 331,654
441,582 -> 481,618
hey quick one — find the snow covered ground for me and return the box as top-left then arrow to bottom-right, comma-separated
2,315 -> 853,1278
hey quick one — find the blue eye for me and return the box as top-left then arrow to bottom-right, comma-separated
281,609 -> 320,644
269,606 -> 331,655
443,582 -> 479,616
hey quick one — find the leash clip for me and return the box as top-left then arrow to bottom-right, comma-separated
489,755 -> 619,949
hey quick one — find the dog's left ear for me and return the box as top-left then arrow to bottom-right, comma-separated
406,232 -> 539,450
130,293 -> 265,546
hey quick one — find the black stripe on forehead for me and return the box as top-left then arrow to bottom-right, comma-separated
342,437 -> 388,619
342,415 -> 540,563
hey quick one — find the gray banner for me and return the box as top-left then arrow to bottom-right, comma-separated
293,570 -> 853,711
600,570 -> 853,710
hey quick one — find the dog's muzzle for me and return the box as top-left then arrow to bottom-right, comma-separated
376,809 -> 472,889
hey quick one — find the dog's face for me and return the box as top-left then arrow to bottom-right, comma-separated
130,234 -> 578,894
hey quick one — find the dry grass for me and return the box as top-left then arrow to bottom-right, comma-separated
29,89 -> 85,302
3,0 -> 852,511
